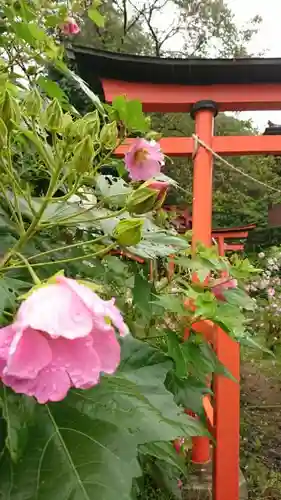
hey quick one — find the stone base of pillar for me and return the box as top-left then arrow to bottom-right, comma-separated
182,462 -> 248,500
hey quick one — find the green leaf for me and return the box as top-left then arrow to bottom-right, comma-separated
69,337 -> 205,443
12,21 -> 36,45
0,276 -> 29,314
166,372 -> 211,418
88,7 -> 105,27
27,23 -> 47,41
194,291 -> 217,318
181,338 -> 237,383
152,295 -> 187,315
0,405 -> 141,500
0,387 -> 35,462
213,303 -> 246,337
126,100 -> 148,132
96,175 -> 132,208
112,97 -> 148,132
222,288 -> 256,311
56,63 -> 105,116
36,76 -> 68,103
166,332 -> 187,378
139,441 -> 186,474
133,272 -> 153,317
0,338 -> 206,500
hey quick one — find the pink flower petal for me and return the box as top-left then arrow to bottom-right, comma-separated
3,367 -> 71,404
0,325 -> 15,361
5,327 -> 52,380
92,327 -> 120,374
17,284 -> 93,339
51,335 -> 101,388
125,138 -> 164,181
58,277 -> 128,336
57,277 -> 107,315
103,298 -> 129,337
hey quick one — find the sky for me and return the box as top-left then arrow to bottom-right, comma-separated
227,0 -> 281,129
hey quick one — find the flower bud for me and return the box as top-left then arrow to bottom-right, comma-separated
100,121 -> 118,149
71,135 -> 95,172
145,130 -> 162,141
0,91 -> 20,130
113,218 -> 143,246
44,98 -> 63,132
62,113 -> 73,133
0,117 -> 8,147
83,110 -> 100,138
24,88 -> 42,117
126,187 -> 158,214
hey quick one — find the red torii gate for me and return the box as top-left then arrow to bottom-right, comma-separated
72,46 -> 281,500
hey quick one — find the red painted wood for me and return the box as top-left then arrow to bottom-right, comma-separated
212,231 -> 249,239
213,327 -> 240,500
192,108 -> 215,248
115,135 -> 281,157
190,107 -> 216,463
102,78 -> 281,112
225,243 -> 244,251
217,236 -> 225,257
203,396 -> 214,429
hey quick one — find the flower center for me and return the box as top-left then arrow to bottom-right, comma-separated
134,148 -> 148,163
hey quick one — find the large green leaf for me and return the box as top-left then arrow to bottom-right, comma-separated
139,441 -> 186,474
133,271 -> 153,318
68,337 -> 204,443
223,287 -> 256,311
166,332 -> 187,378
166,372 -> 211,417
0,406 -> 141,500
0,337 -> 206,500
0,386 -> 35,462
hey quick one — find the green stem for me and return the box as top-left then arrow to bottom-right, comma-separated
14,252 -> 41,285
40,207 -> 126,229
8,243 -> 115,269
6,145 -> 25,232
27,234 -> 107,261
0,181 -> 22,230
0,161 -> 63,269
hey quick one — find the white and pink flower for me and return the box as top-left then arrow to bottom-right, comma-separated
125,138 -> 164,181
0,277 -> 128,403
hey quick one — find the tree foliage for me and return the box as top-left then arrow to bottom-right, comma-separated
66,0 -> 281,229
74,0 -> 261,57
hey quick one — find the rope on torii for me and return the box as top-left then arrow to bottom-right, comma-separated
192,134 -> 281,195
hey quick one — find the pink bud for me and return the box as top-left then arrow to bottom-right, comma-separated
61,17 -> 80,35
146,180 -> 170,204
212,278 -> 237,301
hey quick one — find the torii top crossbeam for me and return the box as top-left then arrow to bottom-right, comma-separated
72,46 -> 281,155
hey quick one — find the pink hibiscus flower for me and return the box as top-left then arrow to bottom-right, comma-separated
61,16 -> 80,35
0,276 -> 128,403
125,138 -> 164,181
212,278 -> 237,301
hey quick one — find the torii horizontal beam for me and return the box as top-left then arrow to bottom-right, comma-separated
116,135 -> 281,157
103,78 -> 281,112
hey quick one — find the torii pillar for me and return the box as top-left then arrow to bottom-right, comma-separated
72,46 -> 281,500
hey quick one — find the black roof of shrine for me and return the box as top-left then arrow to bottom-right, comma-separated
70,45 -> 281,86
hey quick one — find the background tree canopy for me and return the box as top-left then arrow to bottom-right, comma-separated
62,0 -> 281,229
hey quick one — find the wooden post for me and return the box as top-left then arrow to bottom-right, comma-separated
217,235 -> 225,257
190,101 -> 217,464
213,327 -> 240,500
